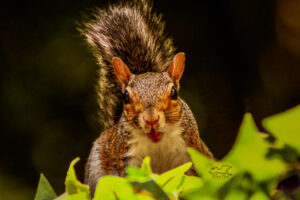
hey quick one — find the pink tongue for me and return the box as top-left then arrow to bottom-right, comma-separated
148,129 -> 162,142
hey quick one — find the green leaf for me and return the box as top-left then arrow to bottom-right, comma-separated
67,193 -> 87,200
187,113 -> 287,199
34,174 -> 57,200
126,157 -> 157,182
187,148 -> 216,180
136,193 -> 155,200
153,162 -> 193,198
225,188 -> 248,200
156,162 -> 192,187
217,172 -> 251,199
126,166 -> 151,182
182,189 -> 217,200
180,176 -> 203,196
187,148 -> 232,198
65,158 -> 90,200
267,145 -> 299,163
188,148 -> 232,189
160,175 -> 184,198
249,190 -> 270,200
126,157 -> 170,199
263,105 -> 300,154
93,176 -> 138,200
54,193 -> 68,200
131,180 -> 169,200
223,113 -> 286,182
141,156 -> 152,176
54,193 -> 88,200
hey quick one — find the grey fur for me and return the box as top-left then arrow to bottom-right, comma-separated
78,0 -> 176,129
84,141 -> 103,194
128,72 -> 172,107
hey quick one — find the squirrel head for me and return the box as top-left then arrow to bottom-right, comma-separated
112,53 -> 185,143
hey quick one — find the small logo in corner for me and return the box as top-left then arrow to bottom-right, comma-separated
209,165 -> 232,179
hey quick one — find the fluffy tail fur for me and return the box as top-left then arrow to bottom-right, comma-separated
79,0 -> 176,129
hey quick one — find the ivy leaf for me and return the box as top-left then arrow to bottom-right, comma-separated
153,162 -> 193,198
187,113 -> 287,199
161,175 -> 185,198
156,162 -> 192,186
180,176 -> 203,197
181,189 -> 217,200
223,113 -> 286,182
187,148 -> 233,198
65,158 -> 90,200
126,157 -> 156,182
34,174 -> 57,200
131,180 -> 169,200
263,105 -> 300,154
249,190 -> 270,200
141,156 -> 152,176
126,166 -> 152,182
53,193 -> 86,200
224,188 -> 248,200
93,176 -> 138,200
54,193 -> 68,200
126,157 -> 169,199
135,193 -> 155,200
68,193 -> 87,200
188,148 -> 231,185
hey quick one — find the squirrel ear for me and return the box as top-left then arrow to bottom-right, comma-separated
112,57 -> 132,88
167,52 -> 185,88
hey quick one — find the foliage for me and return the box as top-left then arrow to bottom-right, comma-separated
34,174 -> 57,200
34,106 -> 300,200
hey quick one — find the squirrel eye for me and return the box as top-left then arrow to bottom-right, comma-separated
170,86 -> 178,100
123,90 -> 130,104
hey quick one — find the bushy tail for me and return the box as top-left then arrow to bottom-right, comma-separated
79,0 -> 176,129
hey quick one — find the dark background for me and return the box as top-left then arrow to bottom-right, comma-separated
1,0 -> 299,199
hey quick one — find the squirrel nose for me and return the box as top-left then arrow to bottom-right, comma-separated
144,115 -> 160,126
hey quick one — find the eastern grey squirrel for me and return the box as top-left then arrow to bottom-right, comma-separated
79,0 -> 214,194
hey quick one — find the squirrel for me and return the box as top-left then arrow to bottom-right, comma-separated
79,0 -> 214,194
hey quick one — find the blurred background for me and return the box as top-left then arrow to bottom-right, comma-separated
0,0 -> 299,199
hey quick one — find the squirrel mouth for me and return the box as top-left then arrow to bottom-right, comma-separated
147,128 -> 163,143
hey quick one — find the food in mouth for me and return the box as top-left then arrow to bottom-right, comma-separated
147,128 -> 163,142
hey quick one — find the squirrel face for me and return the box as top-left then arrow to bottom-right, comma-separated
112,53 -> 185,142
124,72 -> 181,142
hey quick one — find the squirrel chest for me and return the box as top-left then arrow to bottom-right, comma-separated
127,123 -> 190,173
93,122 -> 190,177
